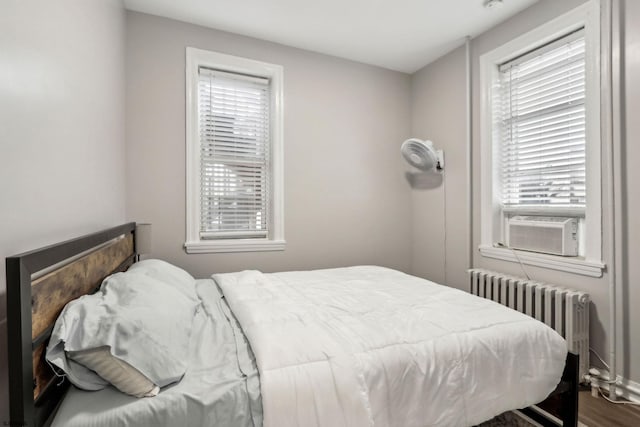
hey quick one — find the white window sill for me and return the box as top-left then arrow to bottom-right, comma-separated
185,239 -> 286,254
478,244 -> 605,278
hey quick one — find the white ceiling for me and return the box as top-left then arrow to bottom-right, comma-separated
123,0 -> 538,73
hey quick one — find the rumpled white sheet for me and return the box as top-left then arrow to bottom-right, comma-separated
214,266 -> 567,427
50,280 -> 262,427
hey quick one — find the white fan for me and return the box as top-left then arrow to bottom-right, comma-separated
401,138 -> 443,172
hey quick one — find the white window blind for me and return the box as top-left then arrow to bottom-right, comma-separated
198,68 -> 271,240
498,29 -> 586,211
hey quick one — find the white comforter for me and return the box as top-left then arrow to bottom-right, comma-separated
214,266 -> 567,427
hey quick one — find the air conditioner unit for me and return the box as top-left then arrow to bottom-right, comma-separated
507,216 -> 578,256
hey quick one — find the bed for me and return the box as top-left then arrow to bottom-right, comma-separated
6,223 -> 579,427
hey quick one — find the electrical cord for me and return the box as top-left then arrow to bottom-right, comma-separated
442,168 -> 447,285
495,242 -> 531,280
596,386 -> 640,406
590,347 -> 611,371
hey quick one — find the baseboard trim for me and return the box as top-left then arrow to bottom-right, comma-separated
614,377 -> 640,403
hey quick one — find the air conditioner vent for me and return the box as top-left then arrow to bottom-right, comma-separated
507,216 -> 578,256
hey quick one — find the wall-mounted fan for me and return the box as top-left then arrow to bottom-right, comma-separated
401,138 -> 444,172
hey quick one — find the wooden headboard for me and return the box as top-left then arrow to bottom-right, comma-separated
6,223 -> 137,427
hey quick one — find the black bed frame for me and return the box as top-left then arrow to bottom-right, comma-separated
5,222 -> 579,427
5,223 -> 137,427
519,351 -> 579,427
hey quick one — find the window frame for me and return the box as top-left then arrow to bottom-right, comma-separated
478,1 -> 605,277
185,47 -> 285,253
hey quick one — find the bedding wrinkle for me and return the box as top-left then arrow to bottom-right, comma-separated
326,353 -> 360,426
218,289 -> 264,426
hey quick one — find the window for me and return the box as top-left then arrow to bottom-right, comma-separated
185,48 -> 284,253
499,30 -> 586,213
479,1 -> 605,277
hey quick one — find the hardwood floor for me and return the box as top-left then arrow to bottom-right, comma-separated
579,389 -> 640,427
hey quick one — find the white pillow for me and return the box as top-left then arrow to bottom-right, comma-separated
128,259 -> 198,301
68,347 -> 159,398
46,271 -> 199,395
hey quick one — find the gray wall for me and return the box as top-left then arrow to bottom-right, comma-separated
0,0 -> 126,421
410,46 -> 468,290
125,12 -> 413,280
410,0 -> 640,386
